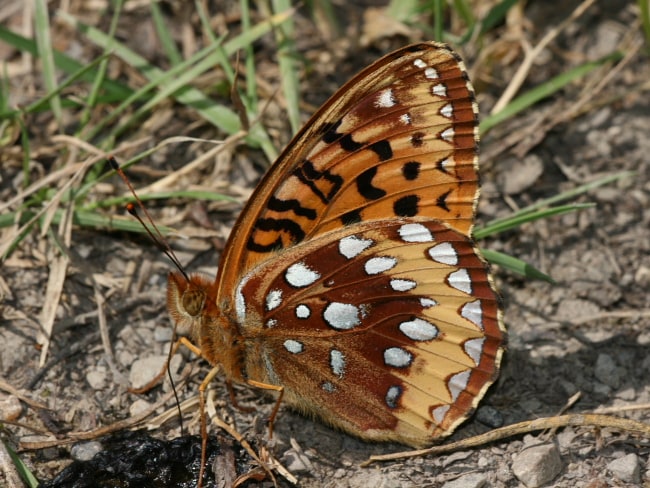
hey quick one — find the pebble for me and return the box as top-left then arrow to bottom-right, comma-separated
607,453 -> 640,483
594,353 -> 621,389
86,366 -> 107,390
129,398 -> 153,417
475,405 -> 503,428
512,443 -> 563,487
70,441 -> 103,461
283,448 -> 312,473
0,394 -> 22,421
129,355 -> 168,390
442,472 -> 488,488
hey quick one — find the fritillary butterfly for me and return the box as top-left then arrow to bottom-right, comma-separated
167,42 -> 505,448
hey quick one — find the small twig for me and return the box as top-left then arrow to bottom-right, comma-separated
19,371 -> 190,451
491,0 -> 597,114
362,414 -> 650,466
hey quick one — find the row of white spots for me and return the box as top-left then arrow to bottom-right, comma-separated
464,337 -> 485,366
432,83 -> 447,98
448,370 -> 470,402
448,269 -> 472,294
398,222 -> 434,243
365,256 -> 397,275
421,297 -> 438,308
441,127 -> 454,142
324,302 -> 361,330
439,157 -> 452,171
428,242 -> 458,265
235,274 -> 250,324
385,385 -> 401,408
266,289 -> 282,311
431,368 -> 472,424
295,304 -> 310,319
440,103 -> 453,119
461,300 -> 483,330
283,339 -> 303,354
432,404 -> 449,424
286,262 -> 320,288
390,279 -> 417,292
375,88 -> 397,108
399,318 -> 438,341
339,235 -> 373,259
330,349 -> 345,377
384,347 -> 413,368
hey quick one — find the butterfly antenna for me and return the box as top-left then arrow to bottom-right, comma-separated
108,156 -> 189,434
107,156 -> 190,283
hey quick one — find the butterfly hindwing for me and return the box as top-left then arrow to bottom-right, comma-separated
234,219 -> 502,447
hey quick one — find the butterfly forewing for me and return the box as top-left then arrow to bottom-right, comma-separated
216,42 -> 480,286
234,219 -> 502,446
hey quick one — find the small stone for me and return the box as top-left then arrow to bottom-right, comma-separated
0,394 -> 22,421
129,398 -> 153,417
607,453 -> 640,483
594,353 -> 621,389
70,441 -> 103,461
442,472 -> 488,488
283,449 -> 312,473
512,443 -> 562,487
86,367 -> 107,390
498,154 -> 544,195
153,325 -> 173,342
475,405 -> 503,428
129,355 -> 167,390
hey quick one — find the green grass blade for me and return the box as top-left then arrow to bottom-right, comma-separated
482,248 -> 555,283
79,0 -> 123,131
475,203 -> 594,239
0,25 -> 133,101
34,0 -> 62,122
151,0 -> 182,66
479,0 -> 520,36
3,440 -> 39,488
640,0 -> 650,48
490,171 -> 634,221
272,0 -> 301,134
480,52 -> 623,134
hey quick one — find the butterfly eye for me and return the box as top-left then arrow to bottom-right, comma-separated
182,290 -> 206,317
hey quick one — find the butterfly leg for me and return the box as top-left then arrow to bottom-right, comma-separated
245,379 -> 284,439
198,364 -> 222,488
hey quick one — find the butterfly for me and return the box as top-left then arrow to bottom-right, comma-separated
166,41 -> 505,450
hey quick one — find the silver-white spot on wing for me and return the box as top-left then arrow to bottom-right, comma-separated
448,370 -> 471,401
365,256 -> 397,275
324,302 -> 361,330
284,339 -> 304,354
339,235 -> 373,259
286,262 -> 320,288
391,279 -> 417,292
330,349 -> 346,378
428,242 -> 458,265
461,300 -> 484,330
448,269 -> 472,294
399,318 -> 439,341
266,289 -> 282,311
384,347 -> 413,368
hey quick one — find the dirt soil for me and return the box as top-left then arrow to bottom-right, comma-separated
1,1 -> 649,487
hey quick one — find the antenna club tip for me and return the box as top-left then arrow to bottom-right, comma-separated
126,202 -> 137,215
108,156 -> 119,170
